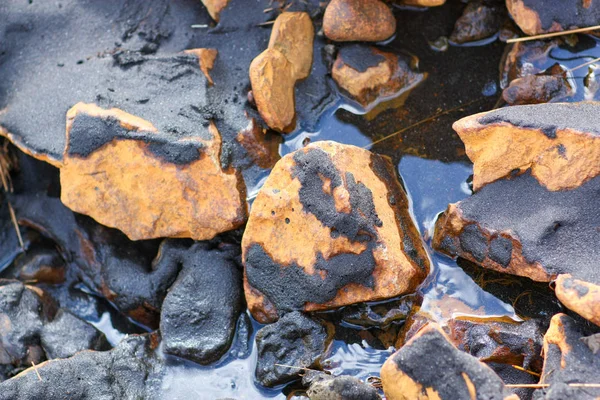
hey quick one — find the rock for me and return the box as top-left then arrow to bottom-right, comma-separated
340,294 -> 419,328
323,0 -> 396,42
450,1 -> 505,44
555,275 -> 600,327
381,323 -> 517,400
243,141 -> 430,323
533,314 -> 600,400
249,49 -> 297,132
40,309 -> 110,359
331,45 -> 425,110
201,0 -> 230,22
255,312 -> 332,387
268,12 -> 314,80
14,246 -> 66,285
236,117 -> 282,169
249,12 -> 315,132
0,333 -> 164,400
506,0 -> 600,36
160,243 -> 244,365
183,48 -> 218,85
303,372 -> 381,400
502,64 -> 573,105
394,0 -> 445,7
59,103 -> 247,241
500,39 -> 562,89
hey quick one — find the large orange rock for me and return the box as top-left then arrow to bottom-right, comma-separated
381,323 -> 518,400
506,0 -> 600,36
59,103 -> 247,241
323,0 -> 397,42
242,141 -> 429,323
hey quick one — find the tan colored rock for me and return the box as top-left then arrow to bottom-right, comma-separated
268,12 -> 314,80
249,49 -> 296,132
200,0 -> 229,22
323,0 -> 397,42
59,103 -> 247,241
184,48 -> 218,85
332,45 -> 425,109
395,0 -> 445,7
555,275 -> 600,327
242,141 -> 429,323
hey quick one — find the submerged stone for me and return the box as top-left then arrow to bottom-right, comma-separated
242,141 -> 429,323
303,371 -> 381,400
502,64 -> 573,105
450,1 -> 505,44
323,0 -> 396,42
255,312 -> 332,387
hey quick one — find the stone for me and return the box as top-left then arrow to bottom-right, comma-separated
14,246 -> 66,285
268,12 -> 314,81
555,275 -> 600,327
533,314 -> 600,400
331,45 -> 425,110
59,103 -> 247,241
0,333 -> 164,400
340,294 -> 419,328
303,372 -> 381,400
235,117 -> 282,169
183,48 -> 218,85
40,309 -> 110,359
323,0 -> 396,42
160,243 -> 244,365
201,0 -> 230,22
380,323 -> 517,400
450,1 -> 505,44
394,0 -> 445,7
502,64 -> 573,105
249,49 -> 297,132
506,0 -> 600,36
242,141 -> 430,323
500,39 -> 562,89
255,312 -> 332,387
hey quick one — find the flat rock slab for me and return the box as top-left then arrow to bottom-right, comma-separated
534,314 -> 600,400
242,141 -> 429,323
506,0 -> 600,35
160,243 -> 243,365
380,323 -> 517,400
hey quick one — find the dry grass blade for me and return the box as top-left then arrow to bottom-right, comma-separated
30,361 -> 42,382
506,383 -> 600,388
507,25 -> 600,43
273,363 -> 320,371
568,56 -> 600,72
511,364 -> 541,377
8,201 -> 24,249
0,140 -> 13,192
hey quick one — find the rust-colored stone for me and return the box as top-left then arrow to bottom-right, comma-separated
268,12 -> 314,81
60,103 -> 247,241
235,117 -> 282,169
502,64 -> 573,105
200,0 -> 229,22
555,275 -> 600,327
394,0 -> 445,7
184,48 -> 218,85
242,141 -> 429,323
323,0 -> 397,42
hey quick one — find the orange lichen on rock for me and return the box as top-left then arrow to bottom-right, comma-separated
323,0 -> 396,42
200,0 -> 229,22
249,12 -> 314,132
184,48 -> 218,85
242,141 -> 429,323
555,275 -> 600,327
453,103 -> 600,192
59,103 -> 247,241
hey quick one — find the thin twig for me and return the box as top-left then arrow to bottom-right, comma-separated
273,363 -> 320,371
512,364 -> 541,377
506,383 -> 600,388
568,56 -> 600,72
30,361 -> 42,382
7,201 -> 24,249
190,24 -> 208,29
507,25 -> 600,43
257,20 -> 275,26
366,98 -> 486,148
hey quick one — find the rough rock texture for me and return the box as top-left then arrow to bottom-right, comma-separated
332,45 -> 425,110
60,103 -> 247,241
201,0 -> 230,22
160,242 -> 244,365
40,309 -> 110,360
533,314 -> 600,400
235,117 -> 282,169
499,39 -> 564,89
303,371 -> 381,400
323,0 -> 397,42
381,323 -> 517,400
450,1 -> 505,44
243,141 -> 429,323
452,102 -> 600,192
341,294 -> 419,328
506,0 -> 600,36
0,333 -> 163,400
555,275 -> 600,327
502,64 -> 573,105
396,0 -> 445,6
249,12 -> 314,132
255,312 -> 332,387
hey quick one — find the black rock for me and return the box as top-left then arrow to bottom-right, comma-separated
255,312 -> 332,387
160,242 -> 244,365
41,308 -> 110,359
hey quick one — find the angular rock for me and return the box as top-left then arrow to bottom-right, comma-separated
303,372 -> 381,400
381,323 -> 517,400
450,1 -> 505,44
255,312 -> 332,387
60,103 -> 247,241
534,314 -> 600,400
243,141 -> 430,323
235,117 -> 282,169
40,309 -> 110,359
502,64 -> 573,105
160,243 -> 243,365
201,0 -> 230,22
332,45 -> 425,110
323,0 -> 396,42
0,333 -> 163,400
506,0 -> 600,36
268,12 -> 314,81
500,39 -> 562,89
